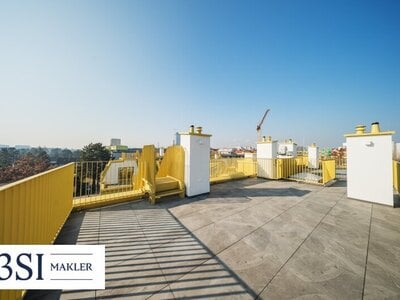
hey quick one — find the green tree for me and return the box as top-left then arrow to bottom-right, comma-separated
75,143 -> 110,196
72,149 -> 81,161
0,150 -> 50,183
59,149 -> 73,164
80,143 -> 110,161
0,148 -> 19,168
49,148 -> 62,162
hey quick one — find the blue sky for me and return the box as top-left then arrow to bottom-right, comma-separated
0,0 -> 399,149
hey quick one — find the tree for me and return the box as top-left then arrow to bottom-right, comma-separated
80,143 -> 110,161
74,143 -> 110,196
72,149 -> 81,161
0,148 -> 19,168
49,148 -> 62,162
48,148 -> 80,165
0,150 -> 50,183
61,149 -> 73,163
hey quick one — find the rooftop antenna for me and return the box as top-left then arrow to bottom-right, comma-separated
256,109 -> 270,142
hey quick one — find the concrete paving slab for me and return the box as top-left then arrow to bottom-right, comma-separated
25,178 -> 400,300
259,203 -> 368,299
151,236 -> 213,282
363,206 -> 400,299
96,251 -> 169,299
217,191 -> 338,294
260,258 -> 364,300
146,286 -> 175,300
60,290 -> 96,300
167,258 -> 254,299
193,200 -> 284,253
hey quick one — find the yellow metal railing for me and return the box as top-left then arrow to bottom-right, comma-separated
210,158 -> 257,183
73,145 -> 181,209
258,157 -> 336,185
73,158 -> 145,209
276,157 -> 323,184
276,158 -> 298,179
334,156 -> 347,169
100,157 -> 137,194
394,160 -> 400,193
0,163 -> 74,300
74,161 -> 109,197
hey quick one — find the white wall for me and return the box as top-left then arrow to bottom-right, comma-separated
244,152 -> 256,159
257,142 -> 277,179
103,160 -> 137,185
257,142 -> 277,159
180,134 -> 211,197
308,146 -> 319,169
278,142 -> 297,157
257,158 -> 275,179
347,135 -> 393,206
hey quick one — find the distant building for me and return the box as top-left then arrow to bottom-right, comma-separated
218,148 -> 236,157
15,145 -> 31,150
110,138 -> 121,146
108,145 -> 128,152
277,139 -> 297,157
106,139 -> 142,159
110,148 -> 141,160
158,147 -> 165,157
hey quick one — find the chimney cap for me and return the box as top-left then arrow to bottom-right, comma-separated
344,122 -> 395,137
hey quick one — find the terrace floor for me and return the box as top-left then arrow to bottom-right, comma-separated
26,178 -> 400,299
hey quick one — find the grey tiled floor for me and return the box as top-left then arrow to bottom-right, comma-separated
26,178 -> 400,299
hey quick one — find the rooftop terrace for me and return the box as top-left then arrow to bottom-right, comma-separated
26,178 -> 400,299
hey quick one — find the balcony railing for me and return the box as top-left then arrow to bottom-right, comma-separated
257,157 -> 336,185
0,163 -> 74,300
73,159 -> 143,209
210,158 -> 257,183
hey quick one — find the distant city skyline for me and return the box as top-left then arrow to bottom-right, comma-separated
1,1 -> 399,149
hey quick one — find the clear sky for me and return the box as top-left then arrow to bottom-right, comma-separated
0,0 -> 399,149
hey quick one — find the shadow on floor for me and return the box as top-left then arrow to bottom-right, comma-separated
25,200 -> 258,299
158,186 -> 312,210
330,180 -> 347,188
394,193 -> 400,208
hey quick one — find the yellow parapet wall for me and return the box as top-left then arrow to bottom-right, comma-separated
156,145 -> 185,183
156,145 -> 185,198
322,159 -> 336,184
210,158 -> 257,183
0,163 -> 74,300
135,145 -> 156,203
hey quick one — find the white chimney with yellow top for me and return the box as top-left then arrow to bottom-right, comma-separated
345,122 -> 395,206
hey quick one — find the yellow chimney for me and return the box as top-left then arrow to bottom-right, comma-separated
355,125 -> 366,135
189,125 -> 195,134
371,122 -> 380,134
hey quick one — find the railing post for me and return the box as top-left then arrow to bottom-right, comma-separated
0,164 -> 74,300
